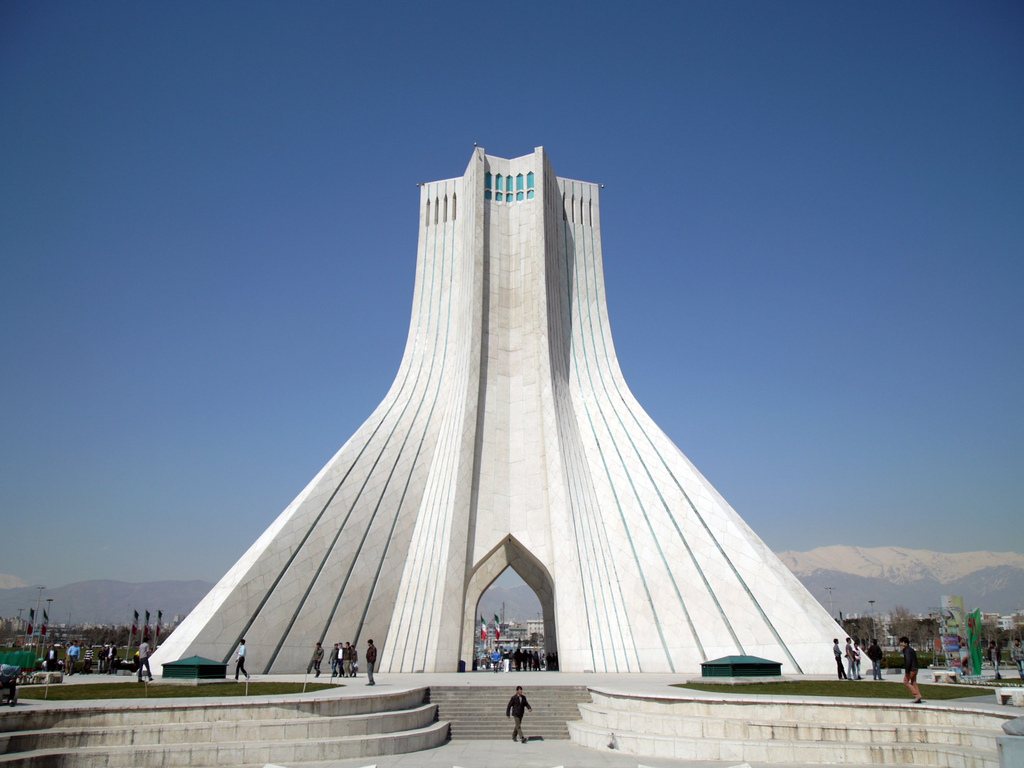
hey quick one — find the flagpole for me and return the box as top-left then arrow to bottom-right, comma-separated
126,606 -> 135,661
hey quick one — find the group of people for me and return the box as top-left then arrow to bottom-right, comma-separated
38,642 -> 116,675
832,637 -> 884,681
833,635 -> 1024,703
480,649 -> 559,672
309,639 -> 377,685
327,641 -> 360,678
983,638 -> 1024,680
833,636 -> 920,701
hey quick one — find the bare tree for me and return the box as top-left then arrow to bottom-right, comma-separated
890,606 -> 917,642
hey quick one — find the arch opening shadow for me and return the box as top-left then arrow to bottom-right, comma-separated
460,536 -> 557,667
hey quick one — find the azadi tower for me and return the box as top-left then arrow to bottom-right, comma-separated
154,147 -> 839,675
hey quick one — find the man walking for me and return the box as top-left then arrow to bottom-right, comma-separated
342,642 -> 353,677
988,640 -> 1002,680
137,639 -> 153,683
866,638 -> 884,680
900,636 -> 922,703
833,639 -> 847,679
66,642 -> 80,675
309,643 -> 324,677
506,685 -> 533,743
365,639 -> 377,685
1012,638 -> 1023,679
329,643 -> 340,678
235,638 -> 250,681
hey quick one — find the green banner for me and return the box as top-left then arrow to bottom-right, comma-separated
965,608 -> 984,675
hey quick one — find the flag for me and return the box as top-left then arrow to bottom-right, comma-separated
156,610 -> 163,641
131,610 -> 139,638
143,611 -> 151,642
966,608 -> 984,677
27,608 -> 34,636
41,609 -> 49,636
480,615 -> 487,641
493,615 -> 501,641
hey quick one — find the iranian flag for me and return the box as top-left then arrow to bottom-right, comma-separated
480,615 -> 487,641
493,615 -> 501,641
26,608 -> 34,636
131,610 -> 139,638
41,609 -> 49,636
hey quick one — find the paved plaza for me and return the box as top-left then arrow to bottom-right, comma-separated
9,669 -> 1012,768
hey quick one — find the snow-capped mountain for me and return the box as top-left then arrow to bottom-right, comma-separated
779,546 -> 1024,616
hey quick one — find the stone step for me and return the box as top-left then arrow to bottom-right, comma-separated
578,702 -> 999,748
587,690 -> 1007,730
0,721 -> 450,768
2,704 -> 437,751
568,721 -> 999,768
0,687 -> 430,732
427,685 -> 590,741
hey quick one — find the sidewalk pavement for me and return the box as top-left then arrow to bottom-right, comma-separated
15,669 -> 1007,767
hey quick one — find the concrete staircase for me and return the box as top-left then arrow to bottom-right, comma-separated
428,685 -> 590,741
0,687 -> 447,767
569,688 -> 1012,767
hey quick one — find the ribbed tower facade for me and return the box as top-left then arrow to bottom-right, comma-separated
153,147 -> 839,675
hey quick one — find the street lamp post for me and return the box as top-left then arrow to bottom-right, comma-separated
868,600 -> 876,639
826,587 -> 837,621
45,598 -> 53,650
32,586 -> 45,658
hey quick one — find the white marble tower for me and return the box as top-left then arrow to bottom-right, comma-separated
153,148 -> 840,675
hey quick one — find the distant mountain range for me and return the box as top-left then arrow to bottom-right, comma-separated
0,580 -> 213,626
2,546 -> 1021,626
779,546 -> 1024,616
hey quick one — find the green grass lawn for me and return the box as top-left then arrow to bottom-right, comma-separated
676,680 -> 993,701
18,681 -> 340,701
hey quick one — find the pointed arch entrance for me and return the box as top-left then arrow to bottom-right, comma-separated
460,536 -> 557,666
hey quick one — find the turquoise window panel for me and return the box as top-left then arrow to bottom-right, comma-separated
527,172 -> 534,188
495,192 -> 503,201
485,190 -> 492,200
516,174 -> 524,190
527,190 -> 535,199
485,172 -> 492,189
505,176 -> 513,192
495,174 -> 503,191
516,191 -> 524,201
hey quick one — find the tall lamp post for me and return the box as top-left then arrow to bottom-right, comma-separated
825,587 -> 837,621
868,600 -> 876,640
32,586 -> 45,658
44,598 -> 54,658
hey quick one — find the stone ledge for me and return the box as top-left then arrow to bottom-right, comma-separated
996,688 -> 1024,707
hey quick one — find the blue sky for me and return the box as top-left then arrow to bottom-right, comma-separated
1,1 -> 1021,588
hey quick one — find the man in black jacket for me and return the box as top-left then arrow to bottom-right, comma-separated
506,685 -> 533,743
866,639 -> 884,680
900,636 -> 922,703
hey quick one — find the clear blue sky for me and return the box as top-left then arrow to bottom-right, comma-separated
1,1 -> 1021,588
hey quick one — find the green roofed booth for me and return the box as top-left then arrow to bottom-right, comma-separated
161,656 -> 227,680
700,655 -> 782,678
0,651 -> 38,669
